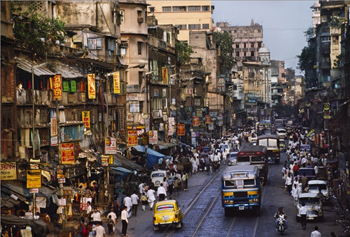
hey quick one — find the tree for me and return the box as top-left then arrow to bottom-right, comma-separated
214,31 -> 234,75
11,3 -> 66,59
176,41 -> 193,66
296,27 -> 315,72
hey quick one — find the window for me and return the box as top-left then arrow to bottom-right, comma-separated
251,43 -> 254,48
258,42 -> 262,48
321,36 -> 330,42
139,72 -> 143,85
162,6 -> 171,12
189,24 -> 200,30
107,38 -> 115,51
87,38 -> 102,49
236,52 -> 239,57
236,43 -> 240,48
119,10 -> 124,23
332,36 -> 339,44
138,42 -> 142,55
137,10 -> 142,17
202,24 -> 209,29
175,24 -> 187,30
202,6 -> 210,11
188,6 -> 200,11
149,7 -> 155,13
173,6 -> 186,12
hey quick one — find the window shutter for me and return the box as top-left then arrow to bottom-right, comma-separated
70,80 -> 77,92
63,81 -> 70,92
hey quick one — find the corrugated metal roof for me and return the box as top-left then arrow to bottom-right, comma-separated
54,63 -> 83,79
15,57 -> 55,76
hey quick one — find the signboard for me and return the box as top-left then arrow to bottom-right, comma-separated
178,124 -> 185,136
87,74 -> 96,99
186,88 -> 193,96
82,111 -> 90,129
113,72 -> 120,94
50,110 -> 57,145
1,162 -> 17,180
162,67 -> 168,85
61,143 -> 75,165
57,167 -> 64,179
128,130 -> 138,146
105,137 -> 117,154
208,122 -> 214,130
193,116 -> 199,127
101,155 -> 109,166
149,130 -> 158,145
168,117 -> 175,136
58,178 -> 66,184
30,188 -> 39,194
306,129 -> 315,138
27,170 -> 41,189
205,115 -> 211,124
130,103 -> 140,113
53,74 -> 62,100
196,108 -> 203,117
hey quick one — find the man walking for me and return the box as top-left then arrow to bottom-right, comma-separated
123,194 -> 132,218
147,187 -> 156,210
106,209 -> 117,235
121,206 -> 129,237
130,192 -> 139,217
93,222 -> 106,237
299,202 -> 307,230
157,183 -> 167,201
310,226 -> 321,237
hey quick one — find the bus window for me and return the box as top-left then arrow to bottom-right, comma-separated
268,139 -> 278,148
258,139 -> 268,147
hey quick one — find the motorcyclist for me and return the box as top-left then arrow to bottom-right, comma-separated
274,207 -> 288,230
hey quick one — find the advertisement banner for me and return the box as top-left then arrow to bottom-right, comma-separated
27,169 -> 41,189
197,108 -> 203,117
87,74 -> 96,99
1,162 -> 17,180
101,155 -> 109,167
205,115 -> 211,124
178,124 -> 185,136
53,74 -> 62,100
162,67 -> 168,85
168,117 -> 175,136
128,130 -> 138,146
61,143 -> 75,165
149,130 -> 158,145
193,116 -> 199,127
105,137 -> 117,154
113,72 -> 120,94
208,122 -> 214,130
82,111 -> 90,129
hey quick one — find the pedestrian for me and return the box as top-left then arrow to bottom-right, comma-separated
299,202 -> 307,230
141,192 -> 148,211
285,173 -> 293,195
174,177 -> 180,196
147,187 -> 156,210
157,183 -> 167,201
182,172 -> 188,191
90,208 -> 102,225
107,215 -> 115,236
138,182 -> 144,197
292,183 -> 300,206
310,226 -> 321,237
168,178 -> 174,199
121,206 -> 129,237
162,177 -> 168,194
86,201 -> 92,218
301,173 -> 308,192
131,191 -> 139,217
92,222 -> 105,237
107,210 -> 117,234
123,194 -> 132,218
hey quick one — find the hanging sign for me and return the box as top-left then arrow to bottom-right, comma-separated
205,115 -> 211,124
178,124 -> 185,136
105,137 -> 117,154
113,72 -> 121,94
61,143 -> 75,165
27,169 -> 41,189
149,130 -> 158,145
82,111 -> 90,129
1,162 -> 17,180
53,74 -> 62,100
128,130 -> 138,146
87,74 -> 96,99
193,116 -> 199,127
162,67 -> 168,85
101,155 -> 109,167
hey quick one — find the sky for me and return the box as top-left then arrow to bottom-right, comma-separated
212,0 -> 315,74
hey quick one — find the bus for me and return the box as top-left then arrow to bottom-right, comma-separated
221,165 -> 261,216
236,144 -> 268,185
257,120 -> 271,135
257,134 -> 280,164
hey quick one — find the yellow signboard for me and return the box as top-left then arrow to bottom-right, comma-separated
87,74 -> 96,99
128,130 -> 138,146
82,111 -> 90,129
27,169 -> 42,189
113,72 -> 121,94
1,162 -> 17,180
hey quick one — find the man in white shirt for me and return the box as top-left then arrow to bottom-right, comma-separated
123,194 -> 132,218
107,210 -> 117,234
121,206 -> 129,237
93,222 -> 106,237
90,208 -> 102,224
86,201 -> 92,216
157,183 -> 167,201
310,226 -> 321,237
130,192 -> 139,217
299,202 -> 307,229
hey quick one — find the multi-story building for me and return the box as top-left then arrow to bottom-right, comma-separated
146,0 -> 214,43
270,60 -> 286,106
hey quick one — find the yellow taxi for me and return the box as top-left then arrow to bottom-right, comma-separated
153,200 -> 183,230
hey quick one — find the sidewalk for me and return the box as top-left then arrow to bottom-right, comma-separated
48,168 -> 220,237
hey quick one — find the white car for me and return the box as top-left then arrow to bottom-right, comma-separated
276,128 -> 287,139
151,170 -> 167,187
227,152 -> 238,166
307,180 -> 329,203
296,193 -> 323,221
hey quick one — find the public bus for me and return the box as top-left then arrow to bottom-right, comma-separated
221,165 -> 261,216
236,144 -> 268,185
257,134 -> 280,164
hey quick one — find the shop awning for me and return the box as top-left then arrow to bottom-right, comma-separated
15,57 -> 55,76
1,215 -> 49,237
131,145 -> 171,170
111,166 -> 133,174
1,197 -> 20,208
113,153 -> 143,172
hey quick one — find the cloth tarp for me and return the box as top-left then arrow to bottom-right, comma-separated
111,166 -> 133,174
0,215 -> 49,237
114,153 -> 143,172
132,145 -> 171,170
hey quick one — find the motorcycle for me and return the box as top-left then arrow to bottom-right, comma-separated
276,215 -> 287,235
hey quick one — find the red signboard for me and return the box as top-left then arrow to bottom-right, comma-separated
178,124 -> 185,136
193,116 -> 199,127
61,143 -> 75,165
205,115 -> 211,124
128,130 -> 138,146
53,74 -> 62,100
82,111 -> 90,128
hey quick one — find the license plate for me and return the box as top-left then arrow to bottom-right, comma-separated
162,216 -> 169,221
239,206 -> 244,210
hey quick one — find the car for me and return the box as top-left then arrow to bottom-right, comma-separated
227,152 -> 238,166
151,170 -> 167,187
296,193 -> 323,221
279,139 -> 286,151
219,143 -> 230,153
250,137 -> 257,144
153,200 -> 183,230
297,167 -> 316,180
276,128 -> 287,139
307,180 -> 329,203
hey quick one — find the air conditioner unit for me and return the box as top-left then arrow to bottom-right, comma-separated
137,17 -> 144,24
